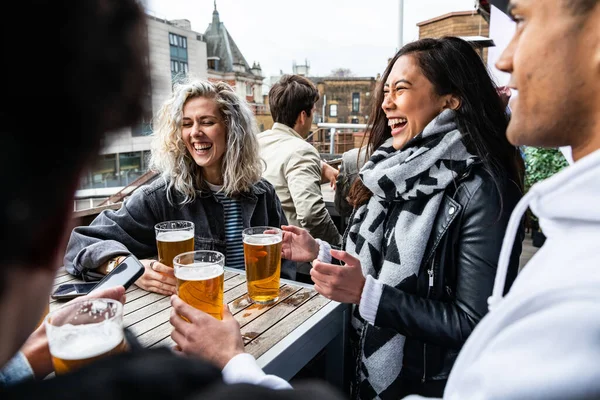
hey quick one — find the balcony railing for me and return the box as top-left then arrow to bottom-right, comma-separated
314,123 -> 368,155
250,103 -> 269,115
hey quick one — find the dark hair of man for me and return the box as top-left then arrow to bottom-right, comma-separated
0,0 -> 149,277
563,0 -> 599,16
349,37 -> 523,208
268,75 -> 319,128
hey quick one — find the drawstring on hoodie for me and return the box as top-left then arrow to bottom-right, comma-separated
487,189 -> 536,311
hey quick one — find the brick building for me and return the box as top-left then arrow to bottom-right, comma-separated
417,11 -> 490,62
305,76 -> 377,154
310,77 -> 377,125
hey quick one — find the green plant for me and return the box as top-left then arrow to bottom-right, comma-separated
524,147 -> 569,192
523,147 -> 569,233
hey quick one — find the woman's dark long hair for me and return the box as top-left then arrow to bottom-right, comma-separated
348,37 -> 523,207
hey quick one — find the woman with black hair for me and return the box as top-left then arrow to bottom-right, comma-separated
281,37 -> 524,398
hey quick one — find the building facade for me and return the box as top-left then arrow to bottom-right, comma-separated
204,6 -> 267,114
311,77 -> 377,126
308,77 -> 377,154
79,14 -> 208,192
417,11 -> 490,62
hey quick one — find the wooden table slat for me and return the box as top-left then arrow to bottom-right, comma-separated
232,285 -> 303,327
224,275 -> 245,291
123,291 -> 165,315
136,321 -> 171,348
50,268 -> 342,382
224,270 -> 238,280
55,266 -> 68,278
244,294 -> 331,359
227,282 -> 285,315
52,274 -> 78,287
240,288 -> 318,345
152,335 -> 175,349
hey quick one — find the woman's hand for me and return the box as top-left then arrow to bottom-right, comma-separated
311,249 -> 366,305
170,297 -> 244,369
135,260 -> 177,296
280,225 -> 319,262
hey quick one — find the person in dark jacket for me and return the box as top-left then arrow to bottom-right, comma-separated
64,79 -> 295,294
0,1 -> 343,399
280,37 -> 524,399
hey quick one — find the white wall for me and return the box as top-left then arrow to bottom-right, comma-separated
101,16 -> 208,155
487,5 -> 515,87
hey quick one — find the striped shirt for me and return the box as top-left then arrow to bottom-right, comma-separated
207,182 -> 245,269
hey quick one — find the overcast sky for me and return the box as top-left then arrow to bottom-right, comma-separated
144,0 -> 477,78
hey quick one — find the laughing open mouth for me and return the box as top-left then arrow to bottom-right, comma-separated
388,117 -> 407,131
193,143 -> 213,152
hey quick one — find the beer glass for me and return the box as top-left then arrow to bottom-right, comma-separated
242,226 -> 282,304
155,221 -> 195,267
45,298 -> 125,375
174,250 -> 225,320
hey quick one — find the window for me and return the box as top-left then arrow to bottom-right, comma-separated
170,33 -> 187,49
246,83 -> 253,96
330,104 -> 338,117
352,93 -> 360,113
169,32 -> 189,80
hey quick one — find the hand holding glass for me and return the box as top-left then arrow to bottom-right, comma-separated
45,298 -> 125,374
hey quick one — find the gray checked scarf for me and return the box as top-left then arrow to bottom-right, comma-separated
345,110 -> 476,399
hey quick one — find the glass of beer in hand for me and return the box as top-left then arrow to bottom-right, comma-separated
174,250 -> 225,320
243,226 -> 282,304
45,298 -> 126,375
155,221 -> 195,267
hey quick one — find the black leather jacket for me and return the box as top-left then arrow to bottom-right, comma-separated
364,163 -> 523,385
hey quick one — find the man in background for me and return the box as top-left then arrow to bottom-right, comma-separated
258,75 -> 342,250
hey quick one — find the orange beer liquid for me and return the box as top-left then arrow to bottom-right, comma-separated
156,231 -> 194,267
243,235 -> 282,304
50,321 -> 125,374
176,263 -> 224,320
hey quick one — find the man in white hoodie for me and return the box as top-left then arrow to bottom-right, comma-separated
406,0 -> 600,399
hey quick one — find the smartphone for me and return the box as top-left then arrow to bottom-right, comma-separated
52,255 -> 145,300
51,282 -> 98,300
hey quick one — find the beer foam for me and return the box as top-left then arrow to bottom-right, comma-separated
175,262 -> 223,281
243,234 -> 282,246
49,321 -> 123,360
156,230 -> 194,242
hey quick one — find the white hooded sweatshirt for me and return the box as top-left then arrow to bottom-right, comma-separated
406,148 -> 600,400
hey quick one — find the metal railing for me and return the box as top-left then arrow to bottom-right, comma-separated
316,122 -> 368,154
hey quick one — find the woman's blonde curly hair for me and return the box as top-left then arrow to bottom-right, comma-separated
149,78 -> 263,206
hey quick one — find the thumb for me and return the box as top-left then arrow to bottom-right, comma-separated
330,249 -> 360,267
281,225 -> 306,236
222,304 -> 234,321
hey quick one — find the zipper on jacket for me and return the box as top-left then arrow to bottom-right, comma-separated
423,259 -> 434,383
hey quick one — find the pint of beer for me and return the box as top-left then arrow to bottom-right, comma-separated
155,221 -> 195,267
45,298 -> 125,375
243,227 -> 282,304
174,251 -> 225,320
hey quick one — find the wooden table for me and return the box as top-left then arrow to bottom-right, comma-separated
51,266 -> 350,387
